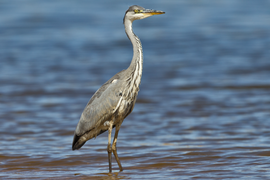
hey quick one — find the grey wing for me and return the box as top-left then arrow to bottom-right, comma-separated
74,71 -> 125,137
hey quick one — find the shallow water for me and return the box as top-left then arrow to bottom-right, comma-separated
1,0 -> 270,179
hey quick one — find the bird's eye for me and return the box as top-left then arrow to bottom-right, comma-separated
134,9 -> 143,13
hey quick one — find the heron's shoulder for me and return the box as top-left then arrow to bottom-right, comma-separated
87,69 -> 126,105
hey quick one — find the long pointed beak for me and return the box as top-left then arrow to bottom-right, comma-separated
142,9 -> 165,16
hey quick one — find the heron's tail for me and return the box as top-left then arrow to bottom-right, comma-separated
72,134 -> 86,150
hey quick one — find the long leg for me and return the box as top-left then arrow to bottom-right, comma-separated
112,124 -> 123,171
107,120 -> 113,173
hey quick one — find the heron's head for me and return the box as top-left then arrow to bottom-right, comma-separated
123,5 -> 165,23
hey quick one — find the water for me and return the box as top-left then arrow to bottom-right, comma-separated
1,0 -> 270,179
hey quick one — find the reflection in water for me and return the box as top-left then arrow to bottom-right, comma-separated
1,0 -> 270,179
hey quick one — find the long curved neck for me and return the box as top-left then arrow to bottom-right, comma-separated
124,18 -> 143,89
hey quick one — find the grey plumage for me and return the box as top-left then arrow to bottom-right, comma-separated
72,5 -> 165,173
72,70 -> 131,149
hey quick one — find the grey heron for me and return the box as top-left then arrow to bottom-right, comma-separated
72,5 -> 165,173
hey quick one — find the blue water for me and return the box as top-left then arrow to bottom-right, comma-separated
1,0 -> 270,179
